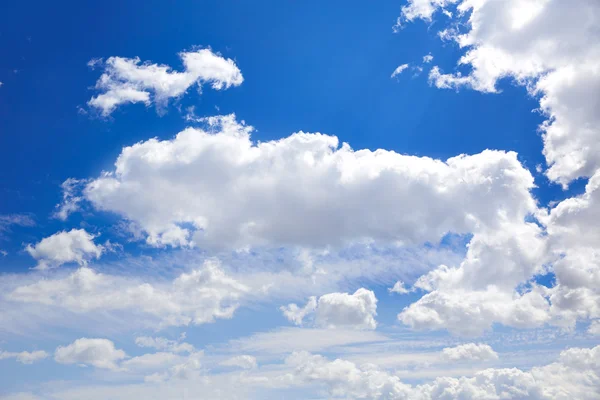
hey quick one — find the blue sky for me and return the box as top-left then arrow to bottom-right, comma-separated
1,1 -> 599,399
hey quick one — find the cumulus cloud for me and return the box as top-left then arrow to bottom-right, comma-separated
391,63 -> 409,78
0,350 -> 48,364
403,0 -> 600,186
441,343 -> 499,362
87,48 -> 243,116
281,288 -> 378,330
7,259 -> 248,328
25,229 -> 103,270
81,113 -> 538,250
220,355 -> 258,370
389,280 -> 410,294
54,338 -> 126,370
280,297 -> 317,326
285,344 -> 600,399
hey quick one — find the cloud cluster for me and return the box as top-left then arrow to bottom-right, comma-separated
281,288 -> 378,330
6,259 -> 248,328
0,350 -> 48,364
441,343 -> 498,362
25,229 -> 104,270
88,48 -> 243,115
82,113 -> 537,250
54,338 -> 126,370
285,344 -> 600,399
403,0 -> 600,186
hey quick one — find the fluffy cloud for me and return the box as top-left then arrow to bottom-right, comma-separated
281,288 -> 378,330
392,0 -> 600,337
88,48 -> 243,115
7,259 -> 248,328
82,113 -> 537,249
389,280 -> 410,295
285,344 -> 600,399
403,0 -> 600,186
221,355 -> 258,370
54,338 -> 126,370
25,229 -> 103,270
441,343 -> 499,362
0,350 -> 48,364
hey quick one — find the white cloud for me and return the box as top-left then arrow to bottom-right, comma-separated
391,63 -> 410,78
441,343 -> 499,362
143,351 -> 203,382
221,355 -> 258,370
88,48 -> 243,116
54,338 -> 126,370
389,280 -> 410,294
229,327 -> 388,355
285,344 -> 600,400
423,53 -> 434,63
0,214 -> 35,237
53,178 -> 85,221
0,350 -> 48,364
589,320 -> 600,336
82,113 -> 538,250
403,0 -> 600,186
134,335 -> 194,354
280,296 -> 317,326
7,259 -> 248,329
281,288 -> 378,330
25,229 -> 103,270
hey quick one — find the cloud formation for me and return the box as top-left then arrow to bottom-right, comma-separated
88,48 -> 243,115
25,229 -> 103,270
54,338 -> 126,370
281,288 -> 378,330
7,260 -> 248,328
82,114 -> 537,250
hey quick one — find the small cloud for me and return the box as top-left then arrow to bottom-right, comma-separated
423,53 -> 434,63
391,64 -> 410,79
87,58 -> 103,69
389,280 -> 410,294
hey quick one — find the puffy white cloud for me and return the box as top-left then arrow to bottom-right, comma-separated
88,48 -> 243,116
143,351 -> 203,382
285,344 -> 600,399
282,288 -> 378,330
7,259 -> 248,328
54,338 -> 126,370
589,320 -> 600,336
280,297 -> 317,326
391,64 -> 409,78
403,0 -> 600,186
399,285 -> 551,336
389,280 -> 410,295
441,343 -> 499,362
134,335 -> 194,354
82,114 -> 537,250
25,229 -> 103,270
221,355 -> 258,370
0,350 -> 48,364
423,53 -> 434,63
